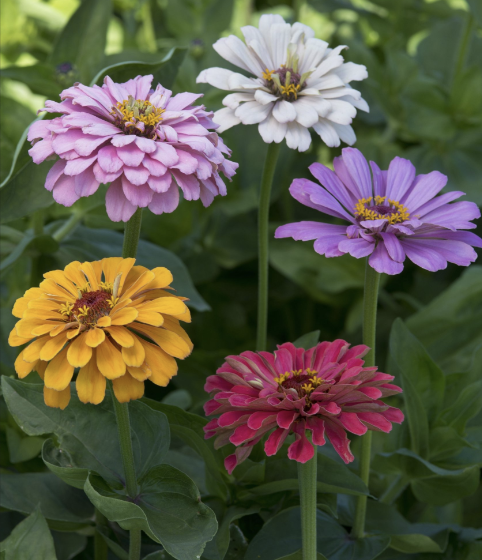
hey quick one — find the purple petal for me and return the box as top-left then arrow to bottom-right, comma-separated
401,239 -> 447,272
122,177 -> 153,207
275,221 -> 347,241
309,162 -> 357,211
167,92 -> 203,111
74,167 -> 100,197
314,236 -> 345,257
98,145 -> 123,173
421,201 -> 480,230
386,157 -> 416,202
338,237 -> 375,258
369,243 -> 404,275
123,165 -> 150,186
340,147 -> 372,199
148,183 -> 180,214
380,232 -> 405,262
402,171 -> 447,212
116,144 -> 145,167
414,230 -> 482,248
45,160 -> 66,191
52,175 -> 80,207
414,191 -> 464,217
370,161 -> 387,198
64,155 -> 96,176
105,178 -> 137,222
405,239 -> 477,267
290,178 -> 355,222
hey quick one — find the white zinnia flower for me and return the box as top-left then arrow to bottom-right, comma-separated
196,14 -> 369,152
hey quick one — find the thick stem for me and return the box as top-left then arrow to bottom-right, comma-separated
94,509 -> 108,560
122,208 -> 143,259
352,262 -> 381,538
256,142 -> 281,351
298,454 -> 318,560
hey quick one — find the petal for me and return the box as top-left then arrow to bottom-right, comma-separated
105,326 -> 134,347
96,338 -> 126,379
121,333 -> 146,367
112,372 -> 144,403
67,333 -> 92,367
40,332 -> 68,361
76,360 -> 106,404
369,242 -> 404,275
85,327 -> 105,347
44,385 -> 71,410
44,347 -> 75,390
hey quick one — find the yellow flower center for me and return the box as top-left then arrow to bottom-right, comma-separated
354,196 -> 410,225
274,369 -> 323,396
111,96 -> 165,137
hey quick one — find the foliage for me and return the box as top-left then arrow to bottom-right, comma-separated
0,0 -> 481,559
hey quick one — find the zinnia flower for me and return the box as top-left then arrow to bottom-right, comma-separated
196,14 -> 368,151
275,148 -> 482,274
28,75 -> 238,222
9,258 -> 192,409
204,341 -> 403,473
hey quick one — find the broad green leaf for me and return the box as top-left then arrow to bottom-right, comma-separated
0,65 -> 61,99
406,266 -> 482,372
245,507 -> 389,560
438,381 -> 482,434
389,319 -> 445,457
165,0 -> 233,41
0,161 -> 54,224
91,48 -> 186,89
0,507 -> 57,560
2,378 -> 170,488
58,226 -> 210,311
49,0 -> 112,83
0,472 -> 93,529
411,465 -> 480,506
95,527 -> 128,560
85,465 -> 217,560
5,425 -> 45,463
293,330 -> 321,349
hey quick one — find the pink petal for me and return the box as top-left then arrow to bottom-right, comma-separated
142,156 -> 167,177
135,136 -> 157,153
98,145 -> 123,173
172,170 -> 200,200
264,427 -> 289,456
45,160 -> 66,191
64,155 -> 97,176
74,167 -> 100,197
52,175 -> 80,207
122,177 -> 153,207
116,144 -> 145,167
93,162 -> 122,184
151,143 -> 179,167
29,139 -> 54,164
288,423 -> 314,463
105,178 -> 137,222
338,412 -> 367,435
148,173 -> 172,193
123,165 -> 150,185
148,184 -> 180,215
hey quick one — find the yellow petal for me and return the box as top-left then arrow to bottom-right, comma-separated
63,261 -> 88,287
132,323 -> 191,359
120,270 -> 155,301
32,323 -> 59,336
97,316 -> 111,327
27,299 -> 60,311
80,261 -> 100,290
40,332 -> 68,361
76,360 -> 106,404
141,339 -> 177,386
91,260 -> 103,282
44,385 -> 70,410
96,338 -> 126,379
121,333 -> 145,367
102,257 -> 135,288
127,363 -> 151,381
40,279 -> 76,301
8,326 -> 34,347
16,318 -> 44,338
105,326 -> 134,347
85,327 -> 105,348
173,306 -> 191,324
112,372 -> 144,403
67,333 -> 92,368
110,307 -> 138,325
135,310 -> 164,327
121,265 -> 147,293
44,347 -> 74,390
34,360 -> 48,379
42,271 -> 78,297
50,322 -> 77,337
23,336 -> 49,363
15,351 -> 38,378
67,327 -> 82,339
143,267 -> 174,291
23,309 -> 63,321
140,297 -> 187,316
163,316 -> 193,350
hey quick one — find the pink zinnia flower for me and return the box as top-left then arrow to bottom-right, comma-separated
28,75 -> 238,221
204,340 -> 403,473
275,148 -> 482,274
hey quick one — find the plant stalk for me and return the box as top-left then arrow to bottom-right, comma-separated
256,142 -> 281,351
94,509 -> 108,560
352,262 -> 381,538
298,454 -> 318,560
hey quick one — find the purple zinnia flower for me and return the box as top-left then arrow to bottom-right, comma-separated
275,148 -> 481,274
28,75 -> 238,222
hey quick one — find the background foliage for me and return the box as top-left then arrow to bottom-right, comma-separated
0,0 -> 481,559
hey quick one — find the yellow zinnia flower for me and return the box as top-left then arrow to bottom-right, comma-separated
9,258 -> 193,409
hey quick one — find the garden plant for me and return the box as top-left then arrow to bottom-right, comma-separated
0,1 -> 481,560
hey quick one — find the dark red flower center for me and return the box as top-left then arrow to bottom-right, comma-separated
275,369 -> 323,399
71,290 -> 112,323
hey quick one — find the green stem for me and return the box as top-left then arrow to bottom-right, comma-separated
94,509 -> 108,560
298,454 -> 317,560
256,142 -> 281,351
52,212 -> 83,242
122,208 -> 143,259
454,12 -> 474,83
352,262 -> 381,538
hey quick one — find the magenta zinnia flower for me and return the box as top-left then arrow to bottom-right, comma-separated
28,75 -> 238,221
204,340 -> 403,473
275,148 -> 481,274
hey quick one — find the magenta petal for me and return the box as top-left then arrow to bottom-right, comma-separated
64,155 -> 97,176
148,183 -> 180,214
116,144 -> 145,167
324,420 -> 354,464
98,145 -> 123,173
122,177 -> 153,207
358,412 -> 392,432
45,160 -> 66,191
74,167 -> 100,197
230,424 -> 257,445
52,175 -> 80,207
123,165 -> 150,186
287,423 -> 314,463
277,410 -> 298,429
264,428 -> 289,456
338,412 -> 367,435
105,178 -> 137,222
369,243 -> 404,275
224,454 -> 237,475
306,417 -> 326,445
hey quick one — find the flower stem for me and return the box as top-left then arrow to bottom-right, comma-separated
122,208 -> 143,259
352,262 -> 381,538
256,142 -> 281,351
94,509 -> 108,560
298,454 -> 318,560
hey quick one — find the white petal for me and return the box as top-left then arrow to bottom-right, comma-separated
235,101 -> 272,125
228,73 -> 264,90
299,88 -> 323,96
255,89 -> 279,105
213,36 -> 264,76
299,38 -> 329,73
269,23 -> 291,68
309,55 -> 345,81
297,95 -> 331,117
242,25 -> 274,69
291,22 -> 315,42
213,107 -> 241,132
259,14 -> 286,46
308,73 -> 345,91
333,62 -> 368,83
326,99 -> 357,125
285,122 -> 312,152
338,95 -> 370,112
273,100 -> 296,123
313,119 -> 340,147
197,67 -> 244,90
293,99 -> 319,128
258,113 -> 287,144
331,123 -> 356,146
321,86 -> 361,100
223,92 -> 255,109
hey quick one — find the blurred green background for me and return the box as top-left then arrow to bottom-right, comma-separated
1,0 -> 482,559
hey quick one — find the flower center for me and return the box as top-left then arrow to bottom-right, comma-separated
110,96 -> 165,139
60,284 -> 117,326
263,66 -> 305,101
354,196 -> 410,225
274,369 -> 323,398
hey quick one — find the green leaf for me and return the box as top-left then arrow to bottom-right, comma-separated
438,380 -> 482,434
5,425 -> 45,463
406,266 -> 482,373
0,507 -> 57,560
411,465 -> 480,506
49,0 -> 112,83
84,465 -> 217,560
389,319 -> 445,457
0,230 -> 58,272
276,551 -> 328,560
91,48 -> 186,89
95,527 -> 129,560
0,161 -> 54,224
58,226 -> 209,311
245,507 -> 389,560
0,472 -> 94,529
2,378 -> 169,489
0,65 -> 61,98
293,331 -> 321,349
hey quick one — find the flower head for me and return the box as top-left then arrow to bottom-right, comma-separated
204,341 -> 403,473
28,75 -> 238,222
196,14 -> 368,152
9,258 -> 193,409
275,148 -> 482,274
